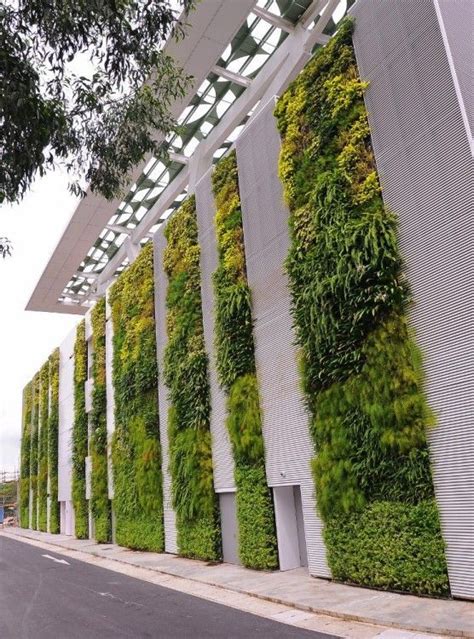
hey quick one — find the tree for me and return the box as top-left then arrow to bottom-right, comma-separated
0,1 -> 194,205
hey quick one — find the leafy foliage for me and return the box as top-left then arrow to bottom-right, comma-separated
20,382 -> 32,528
211,152 -> 278,569
275,19 -> 449,595
0,237 -> 12,257
109,242 -> 164,551
30,373 -> 40,530
37,361 -> 49,531
48,349 -> 60,533
0,1 -> 194,203
163,197 -> 221,561
72,320 -> 89,539
90,299 -> 112,543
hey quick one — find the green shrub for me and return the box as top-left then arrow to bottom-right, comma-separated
37,361 -> 50,531
211,151 -> 278,570
109,242 -> 164,552
30,373 -> 40,530
48,349 -> 60,533
20,383 -> 32,528
72,320 -> 89,539
275,18 -> 449,595
163,196 -> 221,561
90,299 -> 112,543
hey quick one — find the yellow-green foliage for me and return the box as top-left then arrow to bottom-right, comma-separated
48,349 -> 60,533
275,19 -> 449,595
20,383 -> 32,528
72,321 -> 89,539
110,242 -> 164,551
38,361 -> 49,531
163,196 -> 221,561
90,299 -> 112,543
212,152 -> 278,569
30,373 -> 40,530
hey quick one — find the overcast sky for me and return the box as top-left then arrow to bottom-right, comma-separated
0,171 -> 81,473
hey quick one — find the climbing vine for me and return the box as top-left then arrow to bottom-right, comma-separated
90,299 -> 112,543
211,151 -> 278,570
163,196 -> 221,561
37,361 -> 49,531
275,19 -> 449,596
72,320 -> 89,539
20,382 -> 32,528
48,349 -> 60,533
109,242 -> 164,551
30,373 -> 40,530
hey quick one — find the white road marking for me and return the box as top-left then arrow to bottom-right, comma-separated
42,553 -> 70,565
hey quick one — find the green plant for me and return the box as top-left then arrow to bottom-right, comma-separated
90,298 -> 112,543
211,151 -> 278,570
72,320 -> 89,539
37,361 -> 49,531
48,349 -> 60,533
20,382 -> 32,528
109,242 -> 164,551
163,196 -> 221,561
275,18 -> 449,595
30,373 -> 40,530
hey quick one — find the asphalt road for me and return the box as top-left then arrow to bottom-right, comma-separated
0,535 -> 339,639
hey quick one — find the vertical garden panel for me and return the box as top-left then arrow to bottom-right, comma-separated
38,361 -> 50,531
72,321 -> 89,539
48,349 -> 60,533
20,383 -> 32,528
30,373 -> 40,530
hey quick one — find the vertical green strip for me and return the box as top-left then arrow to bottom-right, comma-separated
274,19 -> 449,595
30,373 -> 39,530
72,320 -> 89,539
211,151 -> 278,569
90,298 -> 112,543
48,349 -> 60,533
38,361 -> 50,531
163,196 -> 221,561
20,383 -> 32,528
110,243 -> 164,551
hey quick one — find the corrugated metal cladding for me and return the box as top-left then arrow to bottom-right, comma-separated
351,0 -> 474,600
194,169 -> 236,492
235,98 -> 329,578
153,229 -> 178,554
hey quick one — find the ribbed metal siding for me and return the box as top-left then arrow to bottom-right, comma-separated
153,229 -> 178,554
195,169 -> 236,492
235,98 -> 329,578
351,0 -> 474,600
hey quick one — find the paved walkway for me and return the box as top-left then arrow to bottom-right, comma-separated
4,527 -> 473,638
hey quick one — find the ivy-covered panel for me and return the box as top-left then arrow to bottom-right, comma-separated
20,382 -> 33,528
163,196 -> 221,561
274,19 -> 449,596
37,361 -> 50,531
30,373 -> 40,530
109,242 -> 164,551
90,299 -> 112,543
211,152 -> 278,570
72,320 -> 89,539
48,349 -> 60,533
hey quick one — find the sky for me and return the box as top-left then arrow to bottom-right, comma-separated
0,171 -> 82,473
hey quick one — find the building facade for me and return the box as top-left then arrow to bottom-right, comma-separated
20,0 -> 473,600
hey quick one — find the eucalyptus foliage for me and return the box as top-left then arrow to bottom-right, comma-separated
163,196 -> 221,561
72,320 -> 89,539
110,242 -> 164,551
211,152 -> 278,570
90,299 -> 112,543
275,19 -> 449,595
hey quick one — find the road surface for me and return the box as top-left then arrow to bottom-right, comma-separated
0,535 -> 339,639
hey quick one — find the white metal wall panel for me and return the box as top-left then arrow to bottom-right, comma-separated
58,325 -> 77,504
351,0 -> 474,600
153,229 -> 178,554
235,98 -> 329,578
195,169 -> 236,492
105,292 -> 115,499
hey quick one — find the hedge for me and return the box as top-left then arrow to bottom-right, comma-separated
163,196 -> 221,561
72,320 -> 89,539
109,242 -> 164,551
211,151 -> 278,570
275,18 -> 449,596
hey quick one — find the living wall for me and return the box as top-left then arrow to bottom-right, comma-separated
20,383 -> 32,528
211,152 -> 278,570
110,242 -> 164,551
274,19 -> 449,596
48,349 -> 60,533
72,320 -> 89,539
37,361 -> 50,531
30,373 -> 40,530
163,196 -> 221,561
90,299 -> 112,543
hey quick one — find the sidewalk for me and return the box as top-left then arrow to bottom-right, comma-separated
3,527 -> 472,638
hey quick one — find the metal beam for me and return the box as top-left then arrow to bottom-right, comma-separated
105,224 -> 132,236
168,151 -> 189,165
212,65 -> 252,87
252,6 -> 295,33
